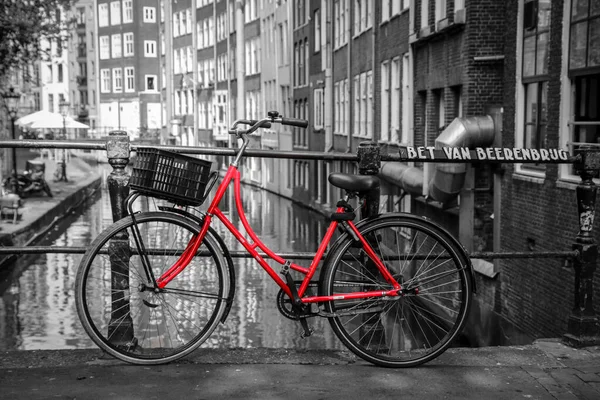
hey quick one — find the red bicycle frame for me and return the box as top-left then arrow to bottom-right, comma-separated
155,164 -> 402,304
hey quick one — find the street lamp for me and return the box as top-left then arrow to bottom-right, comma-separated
2,87 -> 20,193
56,100 -> 70,182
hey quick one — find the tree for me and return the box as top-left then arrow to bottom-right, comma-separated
0,0 -> 75,83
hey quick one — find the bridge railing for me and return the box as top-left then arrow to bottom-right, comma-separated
0,130 -> 598,346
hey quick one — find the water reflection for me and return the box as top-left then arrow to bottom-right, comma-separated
0,172 -> 344,352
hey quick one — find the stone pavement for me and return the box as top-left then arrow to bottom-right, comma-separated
0,339 -> 599,399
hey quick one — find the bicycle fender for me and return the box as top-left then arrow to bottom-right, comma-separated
318,212 -> 476,294
157,207 -> 237,322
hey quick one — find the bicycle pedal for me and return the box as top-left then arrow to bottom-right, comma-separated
299,318 -> 313,338
300,327 -> 314,338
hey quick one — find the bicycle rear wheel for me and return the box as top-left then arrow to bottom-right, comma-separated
320,214 -> 472,367
75,212 -> 229,365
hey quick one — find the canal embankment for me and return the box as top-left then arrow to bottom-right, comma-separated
0,154 -> 102,266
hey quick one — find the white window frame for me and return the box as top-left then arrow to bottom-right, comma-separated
382,0 -> 390,22
174,49 -> 181,74
98,3 -> 109,27
124,67 -> 135,92
314,88 -> 324,130
145,75 -> 158,91
381,61 -> 390,142
314,9 -> 321,53
421,0 -> 429,29
143,7 -> 156,23
334,81 -> 340,134
100,69 -> 111,93
144,40 -> 157,57
110,1 -> 121,26
401,53 -> 410,144
111,34 -> 122,58
435,0 -> 447,23
112,68 -> 123,93
124,32 -> 134,56
174,12 -> 181,37
366,70 -> 373,138
99,36 -> 110,60
391,57 -> 401,142
360,73 -> 367,137
186,9 -> 192,33
123,0 -> 133,23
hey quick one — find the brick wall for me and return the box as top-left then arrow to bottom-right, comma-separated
501,0 -> 600,340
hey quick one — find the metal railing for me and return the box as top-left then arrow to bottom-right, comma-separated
0,131 -> 598,346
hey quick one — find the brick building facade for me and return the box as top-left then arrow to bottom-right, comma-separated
499,0 -> 600,341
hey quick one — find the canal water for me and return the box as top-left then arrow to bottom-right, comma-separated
0,165 -> 345,352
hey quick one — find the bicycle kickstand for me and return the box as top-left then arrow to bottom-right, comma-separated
281,261 -> 313,338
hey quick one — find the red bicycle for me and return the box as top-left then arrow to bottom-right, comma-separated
75,111 -> 474,367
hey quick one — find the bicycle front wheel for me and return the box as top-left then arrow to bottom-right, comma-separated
75,212 -> 229,365
320,214 -> 473,367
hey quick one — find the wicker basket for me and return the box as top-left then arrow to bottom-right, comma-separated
130,148 -> 213,206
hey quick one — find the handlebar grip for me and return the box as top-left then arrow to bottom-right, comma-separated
281,117 -> 309,128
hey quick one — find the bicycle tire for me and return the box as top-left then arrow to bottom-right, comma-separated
319,213 -> 473,367
75,211 -> 230,365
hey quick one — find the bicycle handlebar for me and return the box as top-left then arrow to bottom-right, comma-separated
281,117 -> 309,128
229,111 -> 308,136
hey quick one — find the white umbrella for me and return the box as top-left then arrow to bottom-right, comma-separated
15,110 -> 60,127
28,114 -> 89,129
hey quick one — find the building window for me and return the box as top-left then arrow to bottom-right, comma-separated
100,69 -> 111,92
295,0 -> 307,27
524,81 -> 547,149
110,1 -> 121,25
421,0 -> 429,29
314,9 -> 321,53
174,12 -> 181,37
519,0 -> 551,174
99,36 -> 110,59
123,0 -> 133,23
146,75 -> 157,91
435,0 -> 447,23
113,68 -> 123,93
279,22 -> 289,65
334,79 -> 348,135
186,9 -> 192,34
401,53 -> 411,144
563,1 -> 600,178
244,0 -> 258,23
111,34 -> 122,58
125,67 -> 135,92
353,71 -> 372,138
381,61 -> 390,141
98,3 -> 109,27
391,57 -> 400,141
334,0 -> 348,48
245,37 -> 260,76
314,88 -> 324,130
124,33 -> 134,56
570,0 -> 600,70
144,40 -> 157,57
143,7 -> 156,23
354,0 -> 372,36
